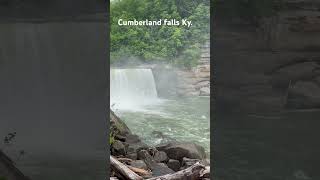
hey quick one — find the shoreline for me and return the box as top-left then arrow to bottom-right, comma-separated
110,110 -> 210,179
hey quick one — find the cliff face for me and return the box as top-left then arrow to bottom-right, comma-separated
0,4 -> 108,179
0,2 -> 108,159
154,41 -> 210,97
214,0 -> 320,113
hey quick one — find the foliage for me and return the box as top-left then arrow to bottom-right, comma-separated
109,133 -> 115,145
110,0 -> 210,68
175,44 -> 200,68
0,177 -> 7,180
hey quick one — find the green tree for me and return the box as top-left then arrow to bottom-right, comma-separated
110,0 -> 210,68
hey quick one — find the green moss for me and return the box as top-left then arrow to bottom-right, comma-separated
109,133 -> 115,145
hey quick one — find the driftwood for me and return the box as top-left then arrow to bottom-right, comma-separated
200,166 -> 210,178
146,162 -> 206,180
110,155 -> 209,180
117,157 -> 133,164
127,165 -> 152,177
110,156 -> 143,180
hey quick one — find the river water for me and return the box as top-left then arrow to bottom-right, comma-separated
112,97 -> 210,155
110,68 -> 210,155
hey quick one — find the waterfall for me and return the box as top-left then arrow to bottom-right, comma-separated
110,68 -> 159,111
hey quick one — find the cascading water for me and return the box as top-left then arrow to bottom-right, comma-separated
110,68 -> 160,110
110,68 -> 210,154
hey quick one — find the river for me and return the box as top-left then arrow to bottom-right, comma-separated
113,97 -> 210,155
110,68 -> 210,156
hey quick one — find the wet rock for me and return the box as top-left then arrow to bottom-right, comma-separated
152,164 -> 175,177
126,134 -> 141,144
137,150 -> 152,161
156,142 -> 206,161
196,72 -> 210,78
167,159 -> 180,172
137,150 -> 174,176
112,140 -> 126,156
182,157 -> 200,168
110,110 -> 131,136
200,87 -> 210,96
127,142 -> 149,154
114,134 -> 126,141
195,81 -> 210,89
153,151 -> 168,163
130,160 -> 148,170
157,163 -> 168,167
177,90 -> 198,96
126,153 -> 137,160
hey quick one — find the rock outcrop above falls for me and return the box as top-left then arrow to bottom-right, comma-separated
153,41 -> 211,97
214,0 -> 320,112
176,42 -> 211,97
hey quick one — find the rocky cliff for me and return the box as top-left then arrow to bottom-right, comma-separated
175,41 -> 211,96
0,0 -> 108,160
214,0 -> 320,113
154,41 -> 211,97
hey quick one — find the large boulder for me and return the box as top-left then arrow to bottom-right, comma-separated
110,110 -> 131,137
153,151 -> 168,163
156,142 -> 206,161
137,150 -> 174,176
126,142 -> 149,154
167,159 -> 181,172
130,160 -> 148,170
111,140 -> 126,156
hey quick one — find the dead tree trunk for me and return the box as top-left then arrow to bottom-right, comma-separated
110,156 -> 143,180
146,162 -> 206,180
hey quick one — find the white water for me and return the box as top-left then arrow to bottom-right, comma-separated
110,68 -> 210,154
110,68 -> 161,111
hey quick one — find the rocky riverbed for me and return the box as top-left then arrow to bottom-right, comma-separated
110,110 -> 210,179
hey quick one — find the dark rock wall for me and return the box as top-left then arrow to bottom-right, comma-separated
213,1 -> 320,179
214,0 -> 320,113
153,42 -> 210,97
0,21 -> 108,155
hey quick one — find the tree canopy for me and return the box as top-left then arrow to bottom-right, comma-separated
110,0 -> 210,68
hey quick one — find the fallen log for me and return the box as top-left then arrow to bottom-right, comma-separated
117,157 -> 133,164
200,166 -> 210,178
127,165 -> 152,177
146,162 -> 206,180
110,156 -> 143,180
